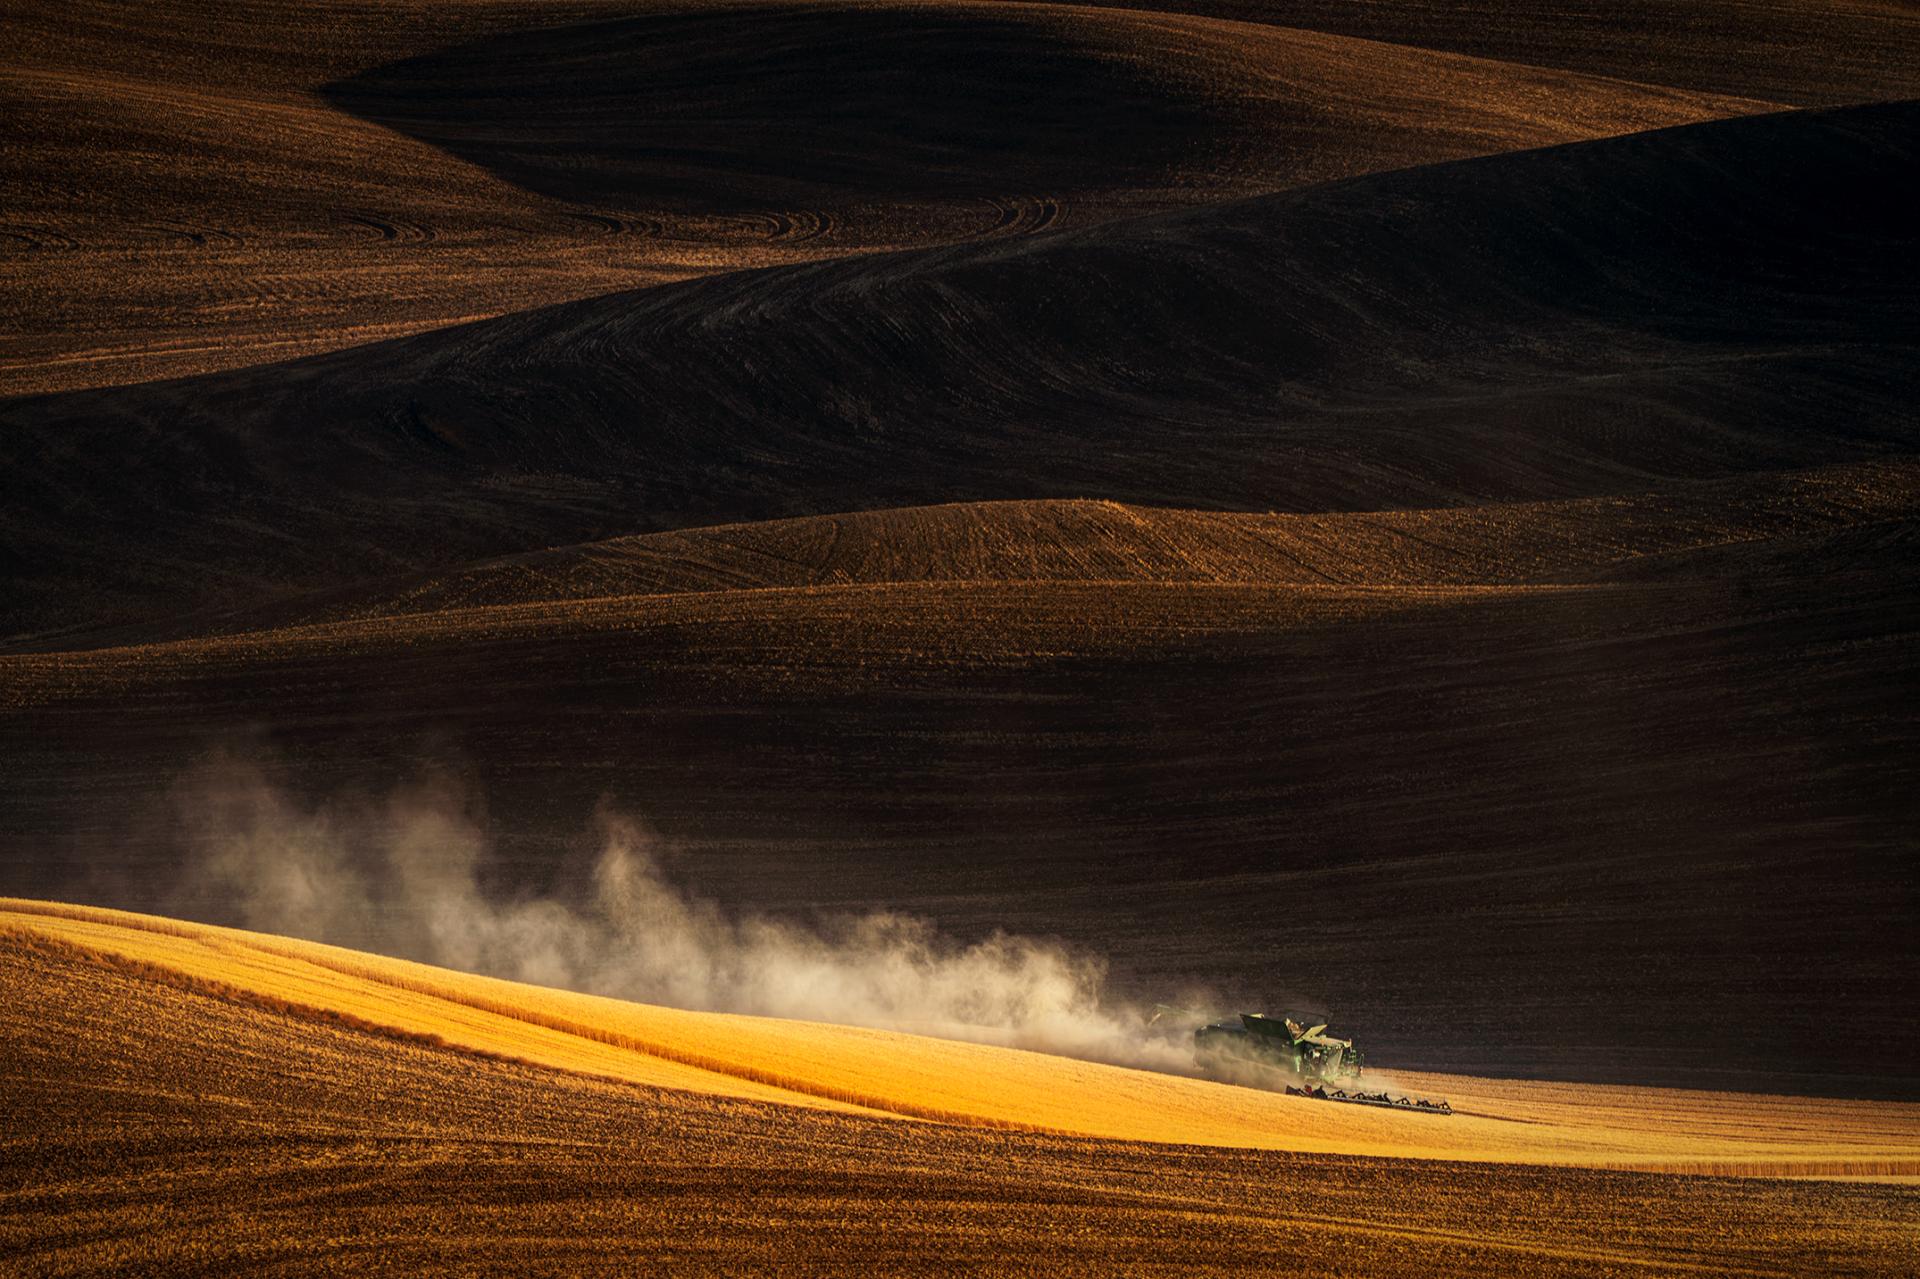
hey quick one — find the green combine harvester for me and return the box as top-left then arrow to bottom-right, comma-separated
1192,1013 -> 1451,1115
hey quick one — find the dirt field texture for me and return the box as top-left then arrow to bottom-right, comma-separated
1,0 -> 1770,396
3,909 -> 1916,1276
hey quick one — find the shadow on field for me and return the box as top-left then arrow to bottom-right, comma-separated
321,7 -> 1240,210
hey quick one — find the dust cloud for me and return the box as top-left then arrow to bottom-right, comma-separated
164,759 -> 1201,1073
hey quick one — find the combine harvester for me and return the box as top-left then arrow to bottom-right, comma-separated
1193,1013 -> 1451,1115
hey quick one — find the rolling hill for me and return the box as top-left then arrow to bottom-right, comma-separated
1012,0 -> 1920,105
157,457 -> 1920,636
6,100 -> 1915,644
0,0 -> 1758,396
5,458 -> 1914,1093
4,904 -> 1916,1273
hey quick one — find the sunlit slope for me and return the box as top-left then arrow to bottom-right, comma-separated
0,582 -> 1537,707
20,456 -> 1910,651
1010,0 -> 1920,105
6,900 -> 1916,1175
13,934 -> 1915,1276
0,0 -> 1753,396
179,459 -> 1916,635
7,101 -> 1914,640
11,446 -> 1902,685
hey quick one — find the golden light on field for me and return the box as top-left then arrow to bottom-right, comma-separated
7,899 -> 1915,1180
11,910 -> 1916,1275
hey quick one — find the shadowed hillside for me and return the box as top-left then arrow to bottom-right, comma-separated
320,3 -> 1754,212
0,0 -> 1751,395
6,101 -> 1915,643
323,7 -> 1243,210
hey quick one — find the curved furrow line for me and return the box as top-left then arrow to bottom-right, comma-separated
132,222 -> 245,247
981,194 -> 1066,236
334,212 -> 436,243
773,208 -> 836,244
0,222 -> 83,251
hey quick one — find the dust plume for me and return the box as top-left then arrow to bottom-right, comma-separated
163,759 -> 1200,1072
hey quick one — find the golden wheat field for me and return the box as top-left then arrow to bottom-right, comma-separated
3,902 -> 1917,1276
